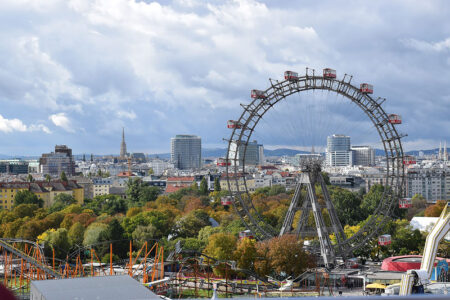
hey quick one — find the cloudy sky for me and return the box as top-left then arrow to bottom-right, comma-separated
0,0 -> 449,155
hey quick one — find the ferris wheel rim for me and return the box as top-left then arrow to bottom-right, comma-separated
225,68 -> 406,256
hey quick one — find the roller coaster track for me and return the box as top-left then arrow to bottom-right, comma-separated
0,239 -> 62,279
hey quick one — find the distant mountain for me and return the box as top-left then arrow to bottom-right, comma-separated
202,148 -> 227,158
264,148 -> 310,157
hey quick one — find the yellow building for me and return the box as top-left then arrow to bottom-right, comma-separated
0,180 -> 84,209
220,173 -> 255,192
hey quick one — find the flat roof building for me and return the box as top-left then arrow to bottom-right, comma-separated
30,275 -> 160,300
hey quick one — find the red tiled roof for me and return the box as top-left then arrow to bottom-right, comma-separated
266,171 -> 291,177
165,183 -> 191,194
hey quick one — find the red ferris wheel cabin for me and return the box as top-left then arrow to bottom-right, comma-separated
323,68 -> 336,78
360,83 -> 373,94
284,70 -> 299,81
227,120 -> 242,129
251,89 -> 267,99
388,114 -> 402,124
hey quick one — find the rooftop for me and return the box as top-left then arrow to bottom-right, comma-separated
31,275 -> 160,300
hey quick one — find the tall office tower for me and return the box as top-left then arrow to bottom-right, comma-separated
120,128 -> 127,158
171,135 -> 202,170
40,145 -> 75,176
326,134 -> 353,167
351,145 -> 375,166
238,140 -> 264,165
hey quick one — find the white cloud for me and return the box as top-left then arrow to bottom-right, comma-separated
402,37 -> 450,52
0,0 -> 449,154
0,114 -> 50,133
116,110 -> 137,120
49,113 -> 74,132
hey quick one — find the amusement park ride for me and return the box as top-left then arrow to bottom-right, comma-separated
223,67 -> 407,268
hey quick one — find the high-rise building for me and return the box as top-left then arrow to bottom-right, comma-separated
171,135 -> 202,170
39,145 -> 75,176
351,146 -> 375,166
238,140 -> 264,166
326,134 -> 353,167
120,128 -> 127,158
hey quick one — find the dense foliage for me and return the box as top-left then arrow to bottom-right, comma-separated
0,178 -> 444,278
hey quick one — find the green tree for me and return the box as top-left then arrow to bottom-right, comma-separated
199,177 -> 208,195
139,186 -> 160,203
132,224 -> 158,247
45,174 -> 51,182
97,219 -> 127,257
330,187 -> 363,226
14,190 -> 43,207
68,222 -> 85,246
214,178 -> 221,192
12,204 -> 39,218
49,194 -> 77,213
60,171 -> 68,182
406,194 -> 427,220
361,184 -> 384,219
27,174 -> 34,182
83,223 -> 108,247
41,228 -> 71,259
174,210 -> 211,238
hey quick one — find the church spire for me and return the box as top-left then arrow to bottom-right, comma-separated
120,127 -> 127,158
438,141 -> 442,160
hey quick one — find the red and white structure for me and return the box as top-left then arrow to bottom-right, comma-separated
360,83 -> 373,94
388,114 -> 402,124
284,71 -> 299,81
221,196 -> 233,206
323,68 -> 336,78
251,89 -> 266,99
217,158 -> 231,166
399,198 -> 412,209
227,120 -> 242,129
403,155 -> 416,166
239,230 -> 254,240
378,234 -> 392,246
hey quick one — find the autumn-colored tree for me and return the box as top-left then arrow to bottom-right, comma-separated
204,233 -> 237,277
425,200 -> 447,217
265,234 -> 315,276
233,237 -> 257,271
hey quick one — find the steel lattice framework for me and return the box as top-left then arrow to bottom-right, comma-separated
225,68 -> 406,259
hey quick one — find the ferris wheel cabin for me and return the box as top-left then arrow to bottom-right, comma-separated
227,120 -> 242,129
378,234 -> 392,246
251,89 -> 267,99
388,114 -> 402,124
360,83 -> 373,94
323,68 -> 336,78
403,155 -> 416,166
217,158 -> 231,166
399,198 -> 413,209
239,230 -> 254,240
221,196 -> 233,206
284,71 -> 299,81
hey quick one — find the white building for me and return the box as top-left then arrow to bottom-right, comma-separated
92,177 -> 112,197
407,164 -> 450,203
326,134 -> 353,167
148,159 -> 173,176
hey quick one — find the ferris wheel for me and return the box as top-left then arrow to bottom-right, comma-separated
224,67 -> 406,267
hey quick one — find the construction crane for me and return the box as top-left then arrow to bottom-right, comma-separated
399,202 -> 450,295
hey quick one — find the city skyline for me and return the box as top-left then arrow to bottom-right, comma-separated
0,1 -> 449,155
